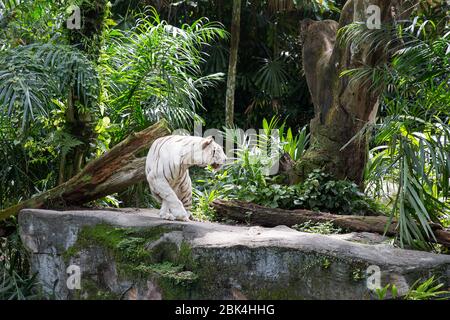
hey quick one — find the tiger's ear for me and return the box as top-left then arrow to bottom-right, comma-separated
201,136 -> 214,149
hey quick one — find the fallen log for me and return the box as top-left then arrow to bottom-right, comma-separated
0,121 -> 170,221
212,200 -> 450,247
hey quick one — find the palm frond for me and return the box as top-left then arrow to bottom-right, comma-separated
0,43 -> 99,129
101,8 -> 227,131
253,57 -> 291,98
356,14 -> 450,248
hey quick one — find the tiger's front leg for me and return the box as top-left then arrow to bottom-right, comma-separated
149,177 -> 189,221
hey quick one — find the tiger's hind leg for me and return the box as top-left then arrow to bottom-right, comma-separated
174,171 -> 192,221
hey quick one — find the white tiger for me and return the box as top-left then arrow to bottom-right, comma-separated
145,135 -> 227,221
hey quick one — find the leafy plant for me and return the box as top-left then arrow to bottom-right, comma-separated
376,276 -> 450,300
101,8 -> 227,136
0,43 -> 99,129
375,284 -> 398,300
190,116 -> 380,216
293,170 -> 383,215
341,11 -> 450,248
192,188 -> 220,221
191,165 -> 234,220
281,125 -> 310,161
404,276 -> 450,300
261,116 -> 310,161
0,219 -> 38,300
253,57 -> 291,99
0,261 -> 38,300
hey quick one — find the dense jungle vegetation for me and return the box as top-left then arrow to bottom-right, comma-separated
0,0 -> 450,299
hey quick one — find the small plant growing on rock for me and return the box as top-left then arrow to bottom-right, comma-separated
404,276 -> 450,300
292,221 -> 344,235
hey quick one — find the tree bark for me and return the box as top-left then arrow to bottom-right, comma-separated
225,0 -> 241,127
299,0 -> 416,185
212,200 -> 450,247
59,0 -> 109,183
0,121 -> 169,221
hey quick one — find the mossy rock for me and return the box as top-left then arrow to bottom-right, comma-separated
63,223 -> 198,299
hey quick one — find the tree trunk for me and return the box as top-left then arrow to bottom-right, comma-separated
0,121 -> 169,221
225,0 -> 241,127
59,0 -> 108,183
299,0 -> 415,185
212,200 -> 450,247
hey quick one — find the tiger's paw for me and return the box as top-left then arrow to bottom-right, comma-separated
169,206 -> 190,222
159,209 -> 176,221
176,213 -> 191,222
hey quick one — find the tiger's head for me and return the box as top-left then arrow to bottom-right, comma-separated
195,136 -> 227,170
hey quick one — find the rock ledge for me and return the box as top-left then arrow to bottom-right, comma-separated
19,208 -> 450,300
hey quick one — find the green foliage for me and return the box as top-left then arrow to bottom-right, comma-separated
191,117 -> 380,218
0,219 -> 38,300
237,181 -> 297,209
0,41 -> 100,207
141,0 -> 339,130
189,0 -> 337,129
282,125 -> 310,161
253,57 -> 291,98
375,284 -> 398,300
192,187 -> 220,221
0,259 -> 38,300
101,8 -> 227,137
222,160 -> 380,214
0,0 -> 65,48
292,220 -> 343,235
295,170 -> 382,215
340,10 -> 450,248
0,6 -> 227,210
191,166 -> 232,220
0,119 -> 58,209
193,155 -> 381,217
0,43 -> 99,129
376,277 -> 450,300
404,276 -> 450,300
261,116 -> 310,161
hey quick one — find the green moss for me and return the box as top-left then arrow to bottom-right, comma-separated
351,267 -> 366,282
133,262 -> 197,283
177,241 -> 198,270
158,277 -> 194,300
297,253 -> 335,274
63,223 -> 199,299
253,287 -> 304,300
63,223 -> 171,265
63,245 -> 80,262
132,261 -> 198,299
73,279 -> 120,300
81,174 -> 93,182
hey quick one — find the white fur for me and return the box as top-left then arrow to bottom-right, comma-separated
145,135 -> 226,221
